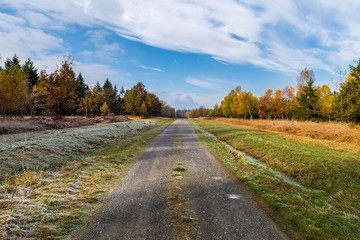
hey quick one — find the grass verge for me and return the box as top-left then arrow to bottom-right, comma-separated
189,119 -> 360,240
0,119 -> 174,239
210,117 -> 360,146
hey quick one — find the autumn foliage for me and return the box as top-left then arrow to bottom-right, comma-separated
194,63 -> 360,123
0,54 -> 171,118
0,67 -> 28,116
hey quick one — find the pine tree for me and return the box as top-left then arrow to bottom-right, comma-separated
336,60 -> 360,122
75,73 -> 88,99
95,81 -> 102,91
4,54 -> 21,73
103,78 -> 117,113
296,77 -> 320,121
22,58 -> 39,89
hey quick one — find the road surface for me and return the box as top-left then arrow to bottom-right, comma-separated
79,119 -> 288,240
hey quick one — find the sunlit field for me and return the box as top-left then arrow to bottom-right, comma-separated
190,119 -> 360,239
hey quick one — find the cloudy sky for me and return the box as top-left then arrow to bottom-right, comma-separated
1,0 -> 359,109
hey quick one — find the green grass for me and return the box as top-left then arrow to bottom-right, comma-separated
173,166 -> 186,172
181,216 -> 194,223
189,119 -> 360,240
0,119 -> 174,239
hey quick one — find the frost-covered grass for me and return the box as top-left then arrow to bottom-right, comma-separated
189,119 -> 360,240
0,120 -> 157,177
0,119 -> 173,239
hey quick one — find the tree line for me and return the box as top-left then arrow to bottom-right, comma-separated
189,60 -> 360,123
0,54 -> 175,118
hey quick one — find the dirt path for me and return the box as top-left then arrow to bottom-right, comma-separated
79,119 -> 288,240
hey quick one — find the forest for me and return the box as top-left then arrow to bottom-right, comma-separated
188,61 -> 360,123
0,54 -> 176,119
1,54 -> 360,123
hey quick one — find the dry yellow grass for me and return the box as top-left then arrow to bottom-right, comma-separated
126,115 -> 145,120
210,117 -> 360,146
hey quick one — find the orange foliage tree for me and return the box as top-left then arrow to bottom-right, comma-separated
258,89 -> 273,119
39,56 -> 77,118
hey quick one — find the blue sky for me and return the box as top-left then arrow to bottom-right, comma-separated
1,0 -> 359,109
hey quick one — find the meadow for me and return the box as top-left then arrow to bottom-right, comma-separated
211,118 -> 360,146
190,119 -> 360,239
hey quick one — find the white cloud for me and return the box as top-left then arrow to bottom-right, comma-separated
83,30 -> 126,61
2,0 -> 360,74
30,54 -> 126,87
185,77 -> 216,89
107,0 -> 360,72
19,10 -> 53,29
174,94 -> 198,110
138,65 -> 164,72
73,62 -> 121,86
185,77 -> 234,92
0,14 -> 63,61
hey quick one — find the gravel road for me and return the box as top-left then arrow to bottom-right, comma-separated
79,119 -> 288,240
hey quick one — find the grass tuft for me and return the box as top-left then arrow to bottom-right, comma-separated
181,216 -> 194,223
173,166 -> 186,172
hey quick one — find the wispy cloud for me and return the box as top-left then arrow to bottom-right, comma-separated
2,0 -> 360,73
185,77 -> 216,89
138,65 -> 164,72
0,12 -> 63,60
185,77 -> 233,91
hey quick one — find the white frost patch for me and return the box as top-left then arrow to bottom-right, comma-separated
227,194 -> 240,200
213,177 -> 222,180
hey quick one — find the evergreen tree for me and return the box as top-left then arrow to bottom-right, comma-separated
296,77 -> 320,121
335,60 -> 360,122
75,73 -> 88,100
103,78 -> 117,113
4,54 -> 21,73
22,58 -> 39,88
119,86 -> 125,99
95,81 -> 102,91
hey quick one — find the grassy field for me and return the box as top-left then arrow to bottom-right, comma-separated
189,119 -> 360,240
211,118 -> 360,146
0,120 -> 157,178
0,119 -> 173,239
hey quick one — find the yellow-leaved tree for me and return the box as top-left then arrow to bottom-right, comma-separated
317,84 -> 335,120
0,67 -> 29,116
